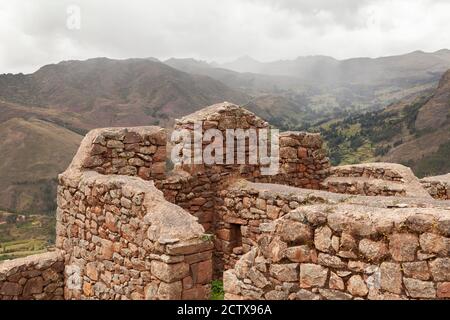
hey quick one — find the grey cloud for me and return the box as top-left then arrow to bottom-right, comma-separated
0,0 -> 449,73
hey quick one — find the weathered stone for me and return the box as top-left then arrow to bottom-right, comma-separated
294,289 -> 320,300
0,282 -> 22,296
402,262 -> 430,280
329,272 -> 345,291
124,132 -> 143,144
429,258 -> 450,281
278,220 -> 312,244
248,268 -> 270,288
266,205 -> 280,220
151,261 -> 190,282
107,140 -> 124,148
255,198 -> 267,210
340,232 -> 357,251
437,282 -> 450,298
359,239 -> 388,262
280,147 -> 297,159
100,239 -> 114,260
157,281 -> 182,300
347,275 -> 368,297
389,233 -> 419,262
405,214 -> 435,233
192,260 -> 212,284
23,277 -> 44,297
404,278 -> 436,299
419,233 -> 448,255
380,262 -> 402,294
317,253 -> 346,269
319,289 -> 352,300
299,264 -> 328,288
260,236 -> 287,263
265,290 -> 289,300
166,240 -> 214,255
223,270 -> 241,295
144,283 -> 159,300
182,287 -> 208,300
85,262 -> 99,281
269,264 -> 299,282
284,245 -> 316,263
314,226 -> 332,253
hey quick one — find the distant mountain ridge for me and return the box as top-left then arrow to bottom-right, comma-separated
165,50 -> 450,117
220,50 -> 450,85
0,57 -> 249,129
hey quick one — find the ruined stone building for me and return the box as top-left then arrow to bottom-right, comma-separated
1,102 -> 449,300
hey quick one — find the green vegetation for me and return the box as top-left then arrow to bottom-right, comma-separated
316,96 -> 432,167
210,280 -> 224,300
412,140 -> 450,178
0,214 -> 55,261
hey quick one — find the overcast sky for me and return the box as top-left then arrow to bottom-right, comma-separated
1,0 -> 450,74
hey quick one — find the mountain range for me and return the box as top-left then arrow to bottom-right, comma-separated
0,50 -> 449,215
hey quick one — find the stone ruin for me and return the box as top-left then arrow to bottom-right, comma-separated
0,102 -> 449,300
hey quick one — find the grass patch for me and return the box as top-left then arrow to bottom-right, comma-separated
210,280 -> 224,300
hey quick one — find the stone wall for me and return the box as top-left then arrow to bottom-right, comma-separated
421,174 -> 450,200
156,171 -> 218,233
56,126 -> 213,300
215,181 -> 346,276
80,127 -> 167,181
10,101 -> 448,300
165,103 -> 331,276
0,251 -> 64,300
268,132 -> 330,189
322,163 -> 431,198
172,103 -> 330,190
223,198 -> 450,300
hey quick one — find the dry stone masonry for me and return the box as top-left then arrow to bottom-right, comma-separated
421,174 -> 450,200
0,251 -> 64,300
322,163 -> 432,198
222,183 -> 450,300
56,127 -> 213,300
80,126 -> 167,181
0,102 -> 448,300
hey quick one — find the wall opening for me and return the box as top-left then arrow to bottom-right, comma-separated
229,223 -> 242,250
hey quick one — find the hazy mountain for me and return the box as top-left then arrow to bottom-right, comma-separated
221,50 -> 450,86
0,117 -> 82,215
164,58 -> 310,96
0,57 -> 249,129
167,50 -> 450,117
